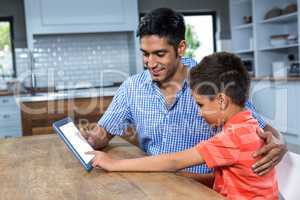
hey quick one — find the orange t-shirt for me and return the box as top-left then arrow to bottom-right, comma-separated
196,110 -> 278,200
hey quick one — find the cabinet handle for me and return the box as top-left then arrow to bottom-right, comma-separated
2,99 -> 9,103
3,114 -> 10,119
282,132 -> 298,138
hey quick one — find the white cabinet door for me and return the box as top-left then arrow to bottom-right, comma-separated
251,81 -> 299,145
275,82 -> 300,145
41,0 -> 126,26
273,83 -> 289,133
251,80 -> 275,124
0,96 -> 22,139
286,83 -> 299,136
24,0 -> 138,48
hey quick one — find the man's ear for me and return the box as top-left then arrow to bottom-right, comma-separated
177,40 -> 186,57
217,93 -> 229,111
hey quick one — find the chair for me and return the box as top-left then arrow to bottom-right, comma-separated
276,151 -> 300,200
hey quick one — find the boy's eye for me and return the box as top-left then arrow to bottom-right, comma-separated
197,103 -> 203,107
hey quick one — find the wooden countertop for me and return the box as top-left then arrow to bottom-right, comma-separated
0,90 -> 14,96
0,134 -> 224,200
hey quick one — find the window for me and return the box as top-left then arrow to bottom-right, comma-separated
183,12 -> 216,63
0,17 -> 16,78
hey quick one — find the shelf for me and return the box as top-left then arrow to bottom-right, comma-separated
234,49 -> 254,54
234,23 -> 253,30
259,43 -> 299,51
260,12 -> 298,24
232,0 -> 251,5
252,76 -> 300,81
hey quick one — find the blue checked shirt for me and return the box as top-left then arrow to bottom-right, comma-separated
99,57 -> 266,174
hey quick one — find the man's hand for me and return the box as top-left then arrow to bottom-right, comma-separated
79,121 -> 113,150
252,127 -> 288,176
86,151 -> 117,171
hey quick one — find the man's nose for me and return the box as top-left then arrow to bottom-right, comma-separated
145,55 -> 157,68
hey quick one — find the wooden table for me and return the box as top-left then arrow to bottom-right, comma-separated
0,134 -> 224,200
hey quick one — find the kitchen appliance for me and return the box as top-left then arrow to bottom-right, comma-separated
243,16 -> 252,24
288,62 -> 300,76
242,59 -> 254,76
272,61 -> 287,77
287,54 -> 300,77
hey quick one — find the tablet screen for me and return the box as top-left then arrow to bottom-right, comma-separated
59,121 -> 95,164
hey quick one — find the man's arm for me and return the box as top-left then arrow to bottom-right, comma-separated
245,100 -> 288,175
80,79 -> 133,149
87,147 -> 204,172
252,124 -> 288,175
80,123 -> 114,150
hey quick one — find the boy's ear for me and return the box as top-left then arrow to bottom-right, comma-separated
217,93 -> 229,111
177,40 -> 186,57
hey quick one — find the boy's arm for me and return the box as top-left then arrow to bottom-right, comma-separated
87,147 -> 204,172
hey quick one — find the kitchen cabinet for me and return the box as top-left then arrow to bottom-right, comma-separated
283,82 -> 300,145
250,80 -> 275,122
24,0 -> 139,49
0,96 -> 22,139
20,95 -> 138,145
251,80 -> 300,145
21,96 -> 113,136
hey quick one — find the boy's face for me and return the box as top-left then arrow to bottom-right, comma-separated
192,91 -> 225,127
140,35 -> 185,84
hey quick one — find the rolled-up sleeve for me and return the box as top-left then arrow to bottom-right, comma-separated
245,100 -> 266,129
98,80 -> 133,136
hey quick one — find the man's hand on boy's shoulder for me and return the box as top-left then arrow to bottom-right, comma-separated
252,127 -> 288,176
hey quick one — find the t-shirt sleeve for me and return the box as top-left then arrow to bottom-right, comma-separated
195,131 -> 241,168
98,79 -> 133,136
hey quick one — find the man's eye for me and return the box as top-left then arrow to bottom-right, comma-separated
143,53 -> 149,57
156,52 -> 165,57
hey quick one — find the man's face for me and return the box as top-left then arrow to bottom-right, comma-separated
140,35 -> 183,83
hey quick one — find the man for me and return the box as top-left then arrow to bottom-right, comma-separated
81,8 -> 287,186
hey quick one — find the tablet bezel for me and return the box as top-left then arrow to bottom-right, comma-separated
53,117 -> 93,172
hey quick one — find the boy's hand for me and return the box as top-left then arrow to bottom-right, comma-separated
252,128 -> 287,175
86,151 -> 117,171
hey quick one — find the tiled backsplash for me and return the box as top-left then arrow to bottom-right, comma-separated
15,32 -> 136,89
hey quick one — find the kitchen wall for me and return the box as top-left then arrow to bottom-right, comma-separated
1,0 -> 231,88
15,32 -> 134,89
1,0 -> 231,49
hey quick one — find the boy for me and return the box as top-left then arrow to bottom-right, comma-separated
86,52 -> 278,200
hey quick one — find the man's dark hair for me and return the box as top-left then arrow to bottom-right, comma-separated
137,8 -> 185,49
189,52 -> 250,107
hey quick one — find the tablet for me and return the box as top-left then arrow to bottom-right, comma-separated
53,117 -> 94,172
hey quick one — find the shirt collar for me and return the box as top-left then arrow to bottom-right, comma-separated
144,70 -> 189,92
144,70 -> 153,85
224,110 -> 253,129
